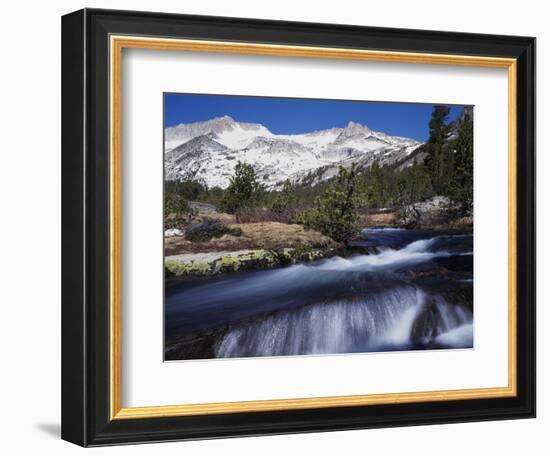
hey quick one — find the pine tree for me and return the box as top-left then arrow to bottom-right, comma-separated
271,179 -> 296,222
424,105 -> 452,194
449,111 -> 474,213
396,159 -> 432,206
220,161 -> 264,213
365,160 -> 386,207
298,164 -> 365,243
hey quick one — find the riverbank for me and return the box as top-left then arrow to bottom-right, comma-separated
165,212 -> 343,278
165,218 -> 339,255
164,196 -> 472,279
166,246 -> 339,278
361,196 -> 473,230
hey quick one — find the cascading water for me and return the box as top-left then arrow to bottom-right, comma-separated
165,229 -> 474,360
216,288 -> 419,357
215,288 -> 472,358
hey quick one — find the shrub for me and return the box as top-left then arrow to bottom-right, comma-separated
184,218 -> 242,242
164,212 -> 189,230
164,192 -> 195,229
297,164 -> 365,244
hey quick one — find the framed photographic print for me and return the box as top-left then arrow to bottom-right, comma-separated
61,8 -> 536,446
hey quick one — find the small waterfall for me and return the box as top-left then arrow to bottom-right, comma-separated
215,287 -> 472,358
379,288 -> 424,347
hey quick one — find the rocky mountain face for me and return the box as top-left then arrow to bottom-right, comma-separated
165,115 -> 422,189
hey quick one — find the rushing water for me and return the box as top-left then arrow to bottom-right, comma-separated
165,229 -> 473,360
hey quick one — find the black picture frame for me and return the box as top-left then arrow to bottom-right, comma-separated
62,8 -> 536,447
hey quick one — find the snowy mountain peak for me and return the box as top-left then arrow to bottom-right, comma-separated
347,120 -> 369,131
211,115 -> 236,128
337,121 -> 371,138
165,116 -> 422,189
165,116 -> 273,151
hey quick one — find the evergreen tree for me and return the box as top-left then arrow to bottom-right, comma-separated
396,159 -> 432,206
220,161 -> 264,213
298,164 -> 365,243
271,179 -> 296,222
424,105 -> 452,194
448,111 -> 474,213
365,160 -> 386,207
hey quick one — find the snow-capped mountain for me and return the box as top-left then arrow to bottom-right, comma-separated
165,116 -> 422,189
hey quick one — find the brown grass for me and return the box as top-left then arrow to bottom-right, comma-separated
165,220 -> 338,255
235,207 -> 275,223
360,211 -> 399,228
198,211 -> 236,224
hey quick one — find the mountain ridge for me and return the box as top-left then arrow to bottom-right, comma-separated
165,116 -> 422,189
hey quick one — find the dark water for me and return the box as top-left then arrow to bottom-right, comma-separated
165,229 -> 473,360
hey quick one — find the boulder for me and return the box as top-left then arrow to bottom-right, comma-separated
410,298 -> 443,343
185,218 -> 242,242
399,196 -> 462,229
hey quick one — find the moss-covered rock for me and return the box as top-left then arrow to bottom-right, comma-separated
165,247 -> 335,278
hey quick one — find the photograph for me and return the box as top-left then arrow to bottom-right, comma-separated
163,94 -> 475,361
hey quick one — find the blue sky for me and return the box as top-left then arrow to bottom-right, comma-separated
164,93 -> 467,142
